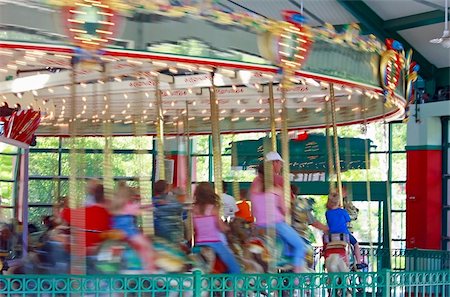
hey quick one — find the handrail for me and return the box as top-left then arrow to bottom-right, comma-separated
0,270 -> 447,296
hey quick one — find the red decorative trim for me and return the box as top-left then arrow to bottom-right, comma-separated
2,110 -> 40,145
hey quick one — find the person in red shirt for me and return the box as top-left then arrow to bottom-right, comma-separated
59,196 -> 71,225
235,189 -> 254,223
60,185 -> 112,254
83,184 -> 112,253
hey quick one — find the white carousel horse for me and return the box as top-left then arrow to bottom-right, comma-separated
323,234 -> 352,297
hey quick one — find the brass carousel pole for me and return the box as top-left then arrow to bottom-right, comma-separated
362,98 -> 376,268
329,83 -> 343,205
280,87 -> 291,223
268,82 -> 277,151
209,72 -> 222,195
152,76 -> 165,237
102,64 -> 114,218
155,77 -> 165,182
325,96 -> 336,193
134,67 -> 152,236
184,101 -> 192,200
265,82 -> 277,274
184,101 -> 193,244
265,82 -> 276,191
68,61 -> 85,275
230,109 -> 240,203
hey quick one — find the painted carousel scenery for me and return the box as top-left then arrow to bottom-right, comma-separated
0,0 -> 449,296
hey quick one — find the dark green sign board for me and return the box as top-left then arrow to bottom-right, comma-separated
229,134 -> 372,173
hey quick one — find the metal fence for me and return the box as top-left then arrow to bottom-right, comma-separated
0,270 -> 448,296
313,247 -> 450,272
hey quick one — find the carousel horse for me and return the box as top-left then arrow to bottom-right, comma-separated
343,195 -> 359,231
291,196 -> 317,269
322,233 -> 366,297
322,233 -> 353,297
323,194 -> 363,274
21,224 -> 193,275
191,218 -> 263,274
323,233 -> 351,272
95,233 -> 193,274
225,196 -> 316,273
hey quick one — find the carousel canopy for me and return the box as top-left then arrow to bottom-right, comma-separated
0,0 -> 409,139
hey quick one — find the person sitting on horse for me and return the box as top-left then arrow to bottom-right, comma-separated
235,189 -> 254,224
152,180 -> 184,244
192,182 -> 241,274
249,152 -> 307,273
110,182 -> 156,273
221,181 -> 238,223
325,192 -> 367,269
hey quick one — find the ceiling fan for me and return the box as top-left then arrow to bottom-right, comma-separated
430,0 -> 450,48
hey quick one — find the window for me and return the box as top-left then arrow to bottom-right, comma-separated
389,122 -> 407,249
28,136 -> 155,230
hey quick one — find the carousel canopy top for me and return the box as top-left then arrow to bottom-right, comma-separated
0,0 -> 414,141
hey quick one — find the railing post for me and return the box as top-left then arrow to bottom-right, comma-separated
413,248 -> 418,271
193,270 -> 202,297
383,269 -> 391,297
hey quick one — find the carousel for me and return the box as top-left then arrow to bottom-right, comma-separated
0,0 -> 421,295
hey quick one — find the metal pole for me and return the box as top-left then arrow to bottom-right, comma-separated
69,62 -> 86,275
325,96 -> 335,193
280,87 -> 291,223
155,77 -> 165,180
265,83 -> 277,274
268,82 -> 277,151
134,66 -> 152,236
329,83 -> 343,205
102,64 -> 114,207
230,109 -> 240,201
184,101 -> 191,199
184,101 -> 193,245
209,73 -> 223,195
19,148 -> 29,260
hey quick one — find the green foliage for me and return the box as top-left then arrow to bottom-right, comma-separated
28,207 -> 53,229
29,180 -> 58,204
0,154 -> 15,180
0,144 -> 17,209
0,182 -> 13,206
34,137 -> 59,148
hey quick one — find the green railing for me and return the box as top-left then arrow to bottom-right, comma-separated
372,248 -> 450,271
313,247 -> 450,272
0,270 -> 448,296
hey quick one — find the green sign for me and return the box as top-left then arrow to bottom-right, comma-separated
229,134 -> 372,173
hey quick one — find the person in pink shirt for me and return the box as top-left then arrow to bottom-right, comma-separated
250,152 -> 307,273
192,182 -> 240,274
110,182 -> 155,273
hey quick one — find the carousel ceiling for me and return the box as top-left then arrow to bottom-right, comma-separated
0,0 -> 409,137
0,45 -> 402,136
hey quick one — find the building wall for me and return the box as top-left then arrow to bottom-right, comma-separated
406,101 -> 449,250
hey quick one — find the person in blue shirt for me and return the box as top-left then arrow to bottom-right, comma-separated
325,192 -> 367,269
152,180 -> 184,243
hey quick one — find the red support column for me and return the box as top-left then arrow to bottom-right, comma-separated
406,149 -> 442,249
165,153 -> 187,190
163,138 -> 190,197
